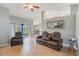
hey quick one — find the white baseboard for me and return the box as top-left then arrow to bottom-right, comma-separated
0,43 -> 9,47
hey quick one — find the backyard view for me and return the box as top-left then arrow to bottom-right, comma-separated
12,24 -> 31,37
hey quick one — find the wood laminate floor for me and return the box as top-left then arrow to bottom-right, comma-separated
0,36 -> 77,56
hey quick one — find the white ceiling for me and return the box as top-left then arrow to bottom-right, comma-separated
0,3 -> 72,25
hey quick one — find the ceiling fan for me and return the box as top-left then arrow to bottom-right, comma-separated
24,3 -> 39,11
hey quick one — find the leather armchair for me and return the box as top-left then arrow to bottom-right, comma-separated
11,32 -> 23,46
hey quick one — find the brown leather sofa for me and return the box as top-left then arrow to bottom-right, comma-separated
36,31 -> 63,50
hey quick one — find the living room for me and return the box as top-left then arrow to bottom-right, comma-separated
0,3 -> 79,56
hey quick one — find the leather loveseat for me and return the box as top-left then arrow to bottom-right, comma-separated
36,31 -> 63,50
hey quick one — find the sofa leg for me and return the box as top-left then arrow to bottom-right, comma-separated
58,49 -> 61,51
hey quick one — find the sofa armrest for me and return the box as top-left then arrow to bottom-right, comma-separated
36,35 -> 42,39
60,38 -> 63,43
58,38 -> 63,47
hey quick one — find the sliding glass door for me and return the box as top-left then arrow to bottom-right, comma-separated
11,23 -> 31,37
22,24 -> 31,36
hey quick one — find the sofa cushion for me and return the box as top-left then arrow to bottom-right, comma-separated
42,36 -> 49,41
52,32 -> 61,41
38,39 -> 47,42
42,31 -> 49,41
46,41 -> 58,45
52,37 -> 59,41
48,33 -> 52,40
53,32 -> 61,38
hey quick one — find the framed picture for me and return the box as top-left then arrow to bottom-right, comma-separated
47,20 -> 64,29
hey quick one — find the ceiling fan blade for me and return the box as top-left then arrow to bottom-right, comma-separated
33,5 -> 39,9
24,6 -> 28,9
